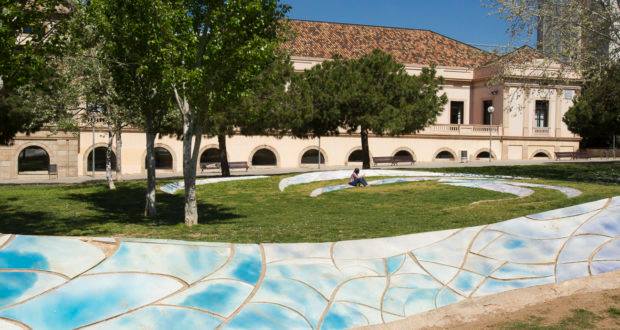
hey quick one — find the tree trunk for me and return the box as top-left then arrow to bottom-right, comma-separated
105,127 -> 116,190
174,89 -> 201,226
218,133 -> 230,177
145,121 -> 157,218
115,127 -> 123,182
361,128 -> 371,169
182,122 -> 202,226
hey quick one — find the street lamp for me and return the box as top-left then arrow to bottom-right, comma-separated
487,106 -> 495,163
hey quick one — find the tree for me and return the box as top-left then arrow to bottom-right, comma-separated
487,0 -> 620,79
91,0 -> 179,217
0,0 -> 70,144
283,57 -> 347,163
301,50 -> 446,169
169,0 -> 288,225
63,3 -> 136,189
215,54 -> 297,177
564,64 -> 620,147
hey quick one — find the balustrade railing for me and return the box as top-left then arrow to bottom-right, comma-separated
420,124 -> 501,136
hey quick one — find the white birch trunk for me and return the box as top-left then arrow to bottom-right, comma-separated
174,87 -> 201,226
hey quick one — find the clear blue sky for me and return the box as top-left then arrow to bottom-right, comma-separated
285,0 -> 535,52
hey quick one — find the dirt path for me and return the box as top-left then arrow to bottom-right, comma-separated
363,270 -> 620,330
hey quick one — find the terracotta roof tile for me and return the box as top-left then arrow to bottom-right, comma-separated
283,20 -> 496,68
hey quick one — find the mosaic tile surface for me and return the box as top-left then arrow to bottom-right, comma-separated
309,176 -> 580,199
0,198 -> 618,329
278,170 -> 519,191
161,176 -> 269,194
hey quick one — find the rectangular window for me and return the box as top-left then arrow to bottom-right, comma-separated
483,100 -> 493,125
450,101 -> 464,124
535,100 -> 549,128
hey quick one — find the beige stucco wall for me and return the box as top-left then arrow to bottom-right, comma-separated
0,131 -> 78,179
74,131 -> 523,176
502,85 -> 578,139
0,56 -> 583,179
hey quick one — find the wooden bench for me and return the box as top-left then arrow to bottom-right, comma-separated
201,161 -> 249,172
394,155 -> 415,165
554,151 -> 590,160
48,164 -> 58,179
373,156 -> 415,166
200,162 -> 220,173
373,156 -> 397,166
229,161 -> 249,171
573,151 -> 590,159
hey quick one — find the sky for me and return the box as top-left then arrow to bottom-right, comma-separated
285,0 -> 536,52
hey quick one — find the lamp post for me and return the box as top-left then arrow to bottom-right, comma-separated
487,106 -> 495,163
91,114 -> 96,177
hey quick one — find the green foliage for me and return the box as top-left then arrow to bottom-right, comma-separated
564,64 -> 620,147
608,307 -> 620,318
288,58 -> 347,138
89,0 -> 180,133
179,0 -> 291,137
235,54 -> 298,136
340,50 -> 447,136
0,0 -> 70,143
502,309 -> 601,329
291,49 -> 447,167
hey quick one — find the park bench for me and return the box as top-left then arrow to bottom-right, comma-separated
200,162 -> 220,173
393,155 -> 415,165
554,151 -> 590,160
372,156 -> 415,166
48,164 -> 58,179
229,161 -> 250,171
373,156 -> 397,166
201,161 -> 249,172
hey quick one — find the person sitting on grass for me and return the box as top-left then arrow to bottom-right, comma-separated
349,168 -> 368,187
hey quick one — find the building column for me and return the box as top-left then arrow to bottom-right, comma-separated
555,89 -> 562,137
522,89 -> 531,137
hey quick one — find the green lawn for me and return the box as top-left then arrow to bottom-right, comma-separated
0,162 -> 619,243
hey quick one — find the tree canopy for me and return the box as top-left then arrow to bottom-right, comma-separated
293,50 -> 447,168
564,64 -> 620,147
0,0 -> 69,144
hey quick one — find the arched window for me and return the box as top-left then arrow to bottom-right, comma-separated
476,151 -> 494,160
18,146 -> 49,172
301,149 -> 325,165
533,151 -> 550,159
394,150 -> 414,162
251,148 -> 277,166
145,147 -> 173,170
200,148 -> 220,164
435,150 -> 455,160
347,149 -> 364,163
87,147 -> 117,171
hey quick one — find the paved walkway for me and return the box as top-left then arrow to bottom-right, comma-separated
0,197 -> 618,329
2,159 -> 618,185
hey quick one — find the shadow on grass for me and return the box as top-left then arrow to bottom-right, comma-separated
0,184 -> 244,236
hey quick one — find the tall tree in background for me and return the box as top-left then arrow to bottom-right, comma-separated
215,54 -> 297,177
0,0 -> 69,144
327,50 -> 447,169
285,58 -> 346,156
488,0 -> 619,146
170,0 -> 288,226
91,0 -> 178,217
564,64 -> 620,147
488,0 -> 620,77
63,2 -> 136,189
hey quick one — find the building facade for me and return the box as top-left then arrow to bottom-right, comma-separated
0,20 -> 581,179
